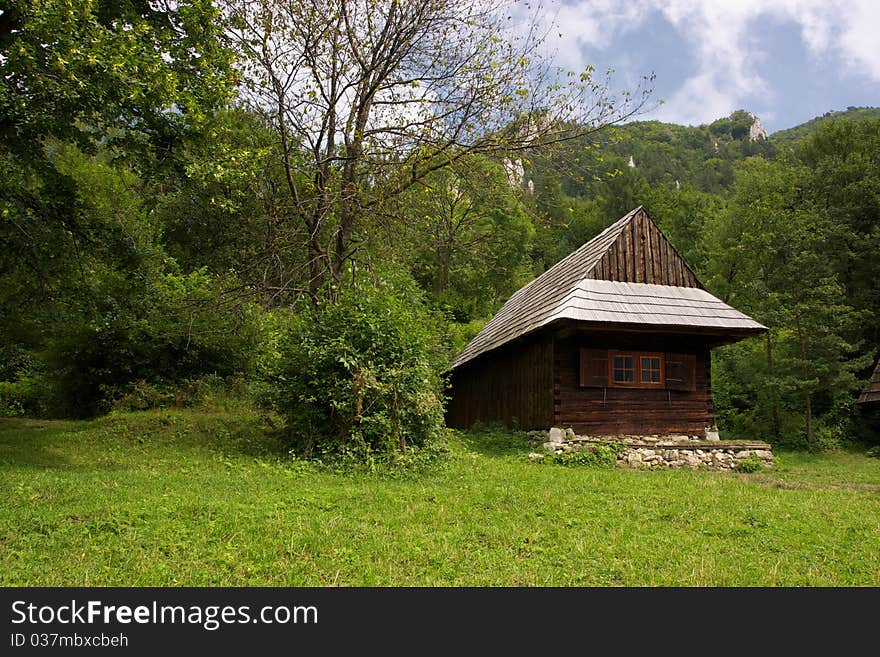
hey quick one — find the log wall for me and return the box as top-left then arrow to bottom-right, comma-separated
553,329 -> 715,436
445,333 -> 554,430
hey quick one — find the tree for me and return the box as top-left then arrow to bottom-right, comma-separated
642,182 -> 725,275
797,120 -> 880,349
704,157 -> 871,447
388,155 -> 534,320
1,0 -> 236,326
1,0 -> 234,158
223,0 -> 651,298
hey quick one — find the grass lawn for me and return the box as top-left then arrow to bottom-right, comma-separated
1,410 -> 878,586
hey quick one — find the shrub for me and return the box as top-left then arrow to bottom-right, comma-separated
537,443 -> 621,468
0,345 -> 54,417
0,375 -> 53,418
274,279 -> 446,460
47,269 -> 262,417
735,454 -> 764,473
107,375 -> 256,413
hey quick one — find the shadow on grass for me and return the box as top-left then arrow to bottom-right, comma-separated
0,419 -> 75,469
454,424 -> 533,458
0,411 -> 292,469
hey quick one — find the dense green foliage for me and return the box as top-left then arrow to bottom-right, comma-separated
770,106 -> 880,150
2,412 -> 879,585
1,0 -> 877,454
273,280 -> 446,460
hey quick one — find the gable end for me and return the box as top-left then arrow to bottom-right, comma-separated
587,208 -> 702,288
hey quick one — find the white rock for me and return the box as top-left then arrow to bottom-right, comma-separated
548,427 -> 565,444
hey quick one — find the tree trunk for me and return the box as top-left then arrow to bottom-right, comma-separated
794,313 -> 814,448
765,332 -> 780,442
804,391 -> 814,449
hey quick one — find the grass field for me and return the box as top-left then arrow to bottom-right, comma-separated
1,410 -> 878,586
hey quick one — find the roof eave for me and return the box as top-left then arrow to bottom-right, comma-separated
447,318 -> 767,371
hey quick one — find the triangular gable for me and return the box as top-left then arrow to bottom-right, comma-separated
450,206 -> 765,370
858,360 -> 880,405
587,207 -> 702,288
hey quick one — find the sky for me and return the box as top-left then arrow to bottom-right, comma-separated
530,0 -> 880,133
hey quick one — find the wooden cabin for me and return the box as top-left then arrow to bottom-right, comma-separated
446,207 -> 767,437
857,360 -> 880,407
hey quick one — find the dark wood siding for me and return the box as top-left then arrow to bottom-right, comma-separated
446,332 -> 554,430
554,328 -> 714,436
587,208 -> 702,288
858,360 -> 880,405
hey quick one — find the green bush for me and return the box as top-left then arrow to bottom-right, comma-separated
537,444 -> 621,468
0,345 -> 54,417
274,280 -> 446,460
735,454 -> 764,473
108,375 -> 256,413
0,375 -> 53,418
47,269 -> 263,417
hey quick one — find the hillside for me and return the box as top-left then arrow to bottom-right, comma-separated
527,107 -> 880,204
771,106 -> 880,149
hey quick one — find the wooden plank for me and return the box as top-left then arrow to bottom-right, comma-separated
630,212 -> 645,283
608,240 -> 620,281
643,213 -> 653,283
655,225 -> 665,285
648,217 -> 660,283
550,331 -> 714,436
630,218 -> 638,282
663,238 -> 673,285
677,244 -> 686,286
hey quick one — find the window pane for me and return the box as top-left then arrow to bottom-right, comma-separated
640,356 -> 662,383
613,356 -> 634,382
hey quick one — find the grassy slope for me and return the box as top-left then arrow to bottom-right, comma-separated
1,411 -> 878,586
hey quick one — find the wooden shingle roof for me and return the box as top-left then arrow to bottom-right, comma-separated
858,360 -> 880,405
450,207 -> 767,370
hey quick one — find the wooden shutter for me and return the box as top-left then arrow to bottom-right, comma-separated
665,353 -> 696,391
579,349 -> 608,387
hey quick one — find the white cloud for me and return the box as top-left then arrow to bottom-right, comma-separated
835,0 -> 880,80
528,0 -> 880,126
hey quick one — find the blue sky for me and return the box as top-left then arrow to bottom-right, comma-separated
531,0 -> 880,133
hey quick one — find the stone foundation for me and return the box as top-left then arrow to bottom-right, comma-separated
527,428 -> 774,470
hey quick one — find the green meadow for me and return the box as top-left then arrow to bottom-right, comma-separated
1,411 -> 878,586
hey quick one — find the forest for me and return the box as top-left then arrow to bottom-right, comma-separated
2,0 -> 879,458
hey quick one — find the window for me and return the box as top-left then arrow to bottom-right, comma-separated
612,355 -> 634,383
640,356 -> 661,383
608,351 -> 664,387
580,349 -> 692,390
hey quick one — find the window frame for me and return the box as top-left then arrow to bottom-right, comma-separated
608,350 -> 665,388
